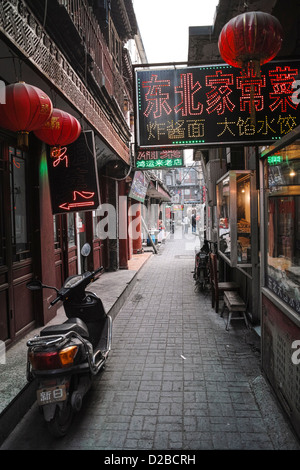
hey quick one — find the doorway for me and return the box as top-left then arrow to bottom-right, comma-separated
0,143 -> 35,343
53,212 -> 79,288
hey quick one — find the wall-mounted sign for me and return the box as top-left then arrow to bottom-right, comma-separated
135,61 -> 300,148
47,130 -> 100,214
135,149 -> 184,169
128,171 -> 149,202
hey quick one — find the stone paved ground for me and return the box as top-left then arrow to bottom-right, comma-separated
1,230 -> 299,450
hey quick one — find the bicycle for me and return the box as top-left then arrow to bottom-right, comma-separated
193,239 -> 216,292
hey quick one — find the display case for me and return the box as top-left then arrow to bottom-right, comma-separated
217,170 -> 255,268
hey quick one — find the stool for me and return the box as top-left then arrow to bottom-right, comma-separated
221,291 -> 249,331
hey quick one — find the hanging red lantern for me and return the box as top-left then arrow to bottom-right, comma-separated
218,11 -> 283,123
218,11 -> 283,75
33,108 -> 81,148
0,81 -> 53,148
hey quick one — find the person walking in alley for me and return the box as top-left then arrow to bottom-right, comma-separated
183,214 -> 189,234
191,210 -> 196,233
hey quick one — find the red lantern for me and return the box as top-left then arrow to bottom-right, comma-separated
218,11 -> 283,74
218,11 -> 283,123
33,108 -> 81,148
0,82 -> 53,148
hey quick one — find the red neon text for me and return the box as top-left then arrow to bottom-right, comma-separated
141,67 -> 300,119
51,146 -> 68,168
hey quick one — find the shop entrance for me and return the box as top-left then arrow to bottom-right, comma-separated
53,213 -> 79,288
0,143 -> 35,344
53,211 -> 96,287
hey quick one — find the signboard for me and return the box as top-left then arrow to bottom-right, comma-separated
47,131 -> 100,214
128,171 -> 149,202
135,61 -> 300,148
135,148 -> 184,169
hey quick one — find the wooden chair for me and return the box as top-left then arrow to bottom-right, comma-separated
209,253 -> 239,313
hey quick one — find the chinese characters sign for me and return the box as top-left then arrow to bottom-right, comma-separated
135,149 -> 184,169
135,61 -> 300,148
47,131 -> 100,214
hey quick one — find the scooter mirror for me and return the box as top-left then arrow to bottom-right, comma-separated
81,243 -> 91,257
26,280 -> 43,291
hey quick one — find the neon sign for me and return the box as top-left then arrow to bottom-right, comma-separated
135,149 -> 184,169
51,146 -> 69,167
47,131 -> 100,214
135,61 -> 300,148
58,190 -> 95,211
267,155 -> 283,165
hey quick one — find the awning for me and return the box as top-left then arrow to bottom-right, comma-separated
147,180 -> 171,202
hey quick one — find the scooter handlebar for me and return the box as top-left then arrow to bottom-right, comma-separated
50,294 -> 64,307
92,266 -> 104,277
49,285 -> 74,307
49,267 -> 104,307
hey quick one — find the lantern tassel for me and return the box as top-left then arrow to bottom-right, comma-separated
17,131 -> 29,149
253,59 -> 261,78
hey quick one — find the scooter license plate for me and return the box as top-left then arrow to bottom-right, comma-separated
37,385 -> 67,406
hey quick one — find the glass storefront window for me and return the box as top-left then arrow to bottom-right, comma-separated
217,174 -> 231,259
92,209 -> 101,239
9,147 -> 31,262
265,139 -> 300,314
268,142 -> 300,195
236,174 -> 251,264
67,213 -> 75,247
217,171 -> 253,266
0,153 -> 5,266
53,215 -> 60,250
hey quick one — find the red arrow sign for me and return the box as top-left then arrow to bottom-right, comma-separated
59,190 -> 95,211
58,200 -> 95,211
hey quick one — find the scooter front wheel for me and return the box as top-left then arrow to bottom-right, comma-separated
46,401 -> 74,437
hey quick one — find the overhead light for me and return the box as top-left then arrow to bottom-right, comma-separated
289,168 -> 296,177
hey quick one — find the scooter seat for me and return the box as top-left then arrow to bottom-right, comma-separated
40,317 -> 89,338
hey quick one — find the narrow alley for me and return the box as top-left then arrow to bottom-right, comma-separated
1,230 -> 299,451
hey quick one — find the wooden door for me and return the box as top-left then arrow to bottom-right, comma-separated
0,143 -> 35,344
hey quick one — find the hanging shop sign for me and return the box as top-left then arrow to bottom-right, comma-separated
128,171 -> 149,202
135,60 -> 300,148
47,130 -> 100,214
135,148 -> 184,169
